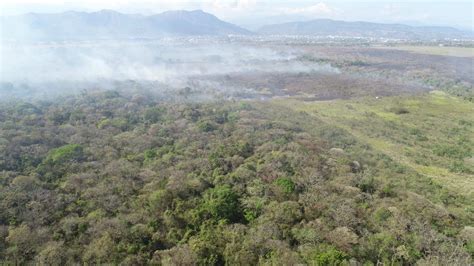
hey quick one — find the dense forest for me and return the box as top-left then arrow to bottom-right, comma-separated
0,89 -> 472,265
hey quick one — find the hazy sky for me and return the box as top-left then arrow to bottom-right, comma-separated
1,0 -> 472,29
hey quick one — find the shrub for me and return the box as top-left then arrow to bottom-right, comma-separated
243,209 -> 258,223
389,107 -> 410,115
433,144 -> 470,159
82,234 -> 116,264
35,241 -> 66,265
349,60 -> 369,66
357,176 -> 377,194
409,128 -> 428,141
152,244 -> 197,265
362,233 -> 399,263
448,161 -> 471,174
144,107 -> 164,123
326,227 -> 359,252
379,183 -> 396,197
305,244 -> 349,266
274,177 -> 296,194
148,190 -> 173,213
201,185 -> 242,223
243,197 -> 264,223
143,149 -> 158,163
6,224 -> 39,263
374,208 -> 392,222
466,240 -> 474,257
197,120 -> 217,132
103,90 -> 120,99
97,118 -> 129,130
38,144 -> 85,181
44,144 -> 84,165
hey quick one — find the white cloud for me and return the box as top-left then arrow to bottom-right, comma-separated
280,2 -> 335,16
236,0 -> 257,9
211,0 -> 257,10
382,4 -> 401,17
0,0 -> 197,10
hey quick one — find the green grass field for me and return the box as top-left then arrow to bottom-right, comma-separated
274,91 -> 474,197
376,45 -> 474,58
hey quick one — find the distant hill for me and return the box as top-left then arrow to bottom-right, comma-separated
0,9 -> 252,41
258,19 -> 472,40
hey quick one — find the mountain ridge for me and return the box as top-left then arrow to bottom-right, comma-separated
257,18 -> 472,40
0,9 -> 252,41
2,10 -> 472,41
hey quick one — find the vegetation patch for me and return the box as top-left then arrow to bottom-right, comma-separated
0,91 -> 472,265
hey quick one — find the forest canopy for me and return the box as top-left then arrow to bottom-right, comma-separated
0,89 -> 472,265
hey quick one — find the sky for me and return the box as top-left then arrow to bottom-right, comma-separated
1,0 -> 472,30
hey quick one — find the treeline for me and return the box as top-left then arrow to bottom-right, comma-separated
0,90 -> 472,265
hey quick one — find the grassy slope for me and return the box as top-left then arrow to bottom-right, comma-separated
273,91 -> 474,199
375,46 -> 474,58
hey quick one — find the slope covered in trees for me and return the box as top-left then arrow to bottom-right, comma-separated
0,90 -> 472,265
0,10 -> 251,41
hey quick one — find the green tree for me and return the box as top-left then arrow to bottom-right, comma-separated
200,185 -> 242,223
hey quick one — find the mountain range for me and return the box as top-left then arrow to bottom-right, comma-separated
1,9 -> 472,41
257,19 -> 472,40
0,9 -> 251,41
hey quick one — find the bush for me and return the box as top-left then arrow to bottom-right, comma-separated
38,144 -> 85,181
466,240 -> 474,257
374,208 -> 392,222
144,107 -> 164,123
448,161 -> 471,174
97,118 -> 129,130
305,244 -> 349,266
35,241 -> 66,265
201,186 -> 242,223
243,197 -> 264,223
362,233 -> 399,263
103,90 -> 120,99
44,144 -> 84,164
197,120 -> 217,132
389,107 -> 410,115
349,60 -> 369,66
433,144 -> 470,159
274,177 -> 295,194
357,176 -> 377,194
143,149 -> 158,163
82,234 -> 116,264
379,183 -> 396,197
409,128 -> 428,141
